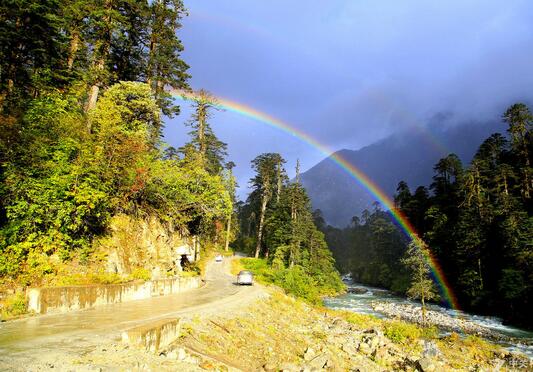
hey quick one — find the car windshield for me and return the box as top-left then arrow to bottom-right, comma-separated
238,271 -> 252,275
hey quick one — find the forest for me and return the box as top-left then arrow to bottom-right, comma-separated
0,0 -> 236,286
235,156 -> 344,303
320,106 -> 532,328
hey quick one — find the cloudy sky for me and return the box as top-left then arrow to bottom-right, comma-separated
163,0 -> 533,198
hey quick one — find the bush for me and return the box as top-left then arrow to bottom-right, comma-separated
130,267 -> 151,281
240,258 -> 323,304
383,320 -> 423,344
341,311 -> 380,329
1,293 -> 27,319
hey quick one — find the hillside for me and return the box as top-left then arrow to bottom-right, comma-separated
301,120 -> 503,226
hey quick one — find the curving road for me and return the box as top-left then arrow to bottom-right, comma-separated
0,255 -> 265,367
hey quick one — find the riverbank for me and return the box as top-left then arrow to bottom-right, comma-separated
372,301 -> 533,345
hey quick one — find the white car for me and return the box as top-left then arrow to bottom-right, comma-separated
215,254 -> 223,262
237,270 -> 253,285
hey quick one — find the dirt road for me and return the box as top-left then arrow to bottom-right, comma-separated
0,255 -> 265,368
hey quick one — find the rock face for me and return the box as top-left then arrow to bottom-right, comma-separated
101,214 -> 198,277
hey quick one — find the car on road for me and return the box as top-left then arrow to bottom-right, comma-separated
215,254 -> 223,262
237,270 -> 253,285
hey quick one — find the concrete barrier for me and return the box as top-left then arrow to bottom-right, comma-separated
121,318 -> 181,352
26,276 -> 201,314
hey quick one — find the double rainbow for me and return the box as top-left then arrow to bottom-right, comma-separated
171,89 -> 460,310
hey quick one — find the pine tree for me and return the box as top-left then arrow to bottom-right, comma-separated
181,90 -> 227,174
249,153 -> 285,258
402,237 -> 438,325
147,0 -> 190,116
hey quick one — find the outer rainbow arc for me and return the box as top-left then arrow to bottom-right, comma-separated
171,89 -> 460,310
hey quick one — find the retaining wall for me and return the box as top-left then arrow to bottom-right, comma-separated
121,318 -> 181,352
26,276 -> 201,314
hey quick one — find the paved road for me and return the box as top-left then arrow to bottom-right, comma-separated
0,256 -> 264,366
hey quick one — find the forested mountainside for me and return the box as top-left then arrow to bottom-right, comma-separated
318,105 -> 532,327
302,120 -> 502,227
0,0 -> 234,286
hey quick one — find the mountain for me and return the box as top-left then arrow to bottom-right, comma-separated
301,120 -> 503,227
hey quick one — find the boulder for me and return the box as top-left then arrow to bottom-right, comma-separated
416,357 -> 436,372
348,287 -> 368,295
341,343 -> 358,355
307,354 -> 329,370
304,347 -> 316,361
279,362 -> 301,372
358,342 -> 372,355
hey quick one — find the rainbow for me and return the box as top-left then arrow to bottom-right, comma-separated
171,89 -> 460,310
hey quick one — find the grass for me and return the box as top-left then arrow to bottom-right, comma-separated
334,310 -> 381,329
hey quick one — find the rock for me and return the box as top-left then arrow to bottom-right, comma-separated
184,356 -> 199,365
348,287 -> 368,294
177,347 -> 187,361
308,354 -> 329,370
358,342 -> 372,355
166,350 -> 178,359
341,343 -> 357,355
416,357 -> 436,372
422,341 -> 440,358
263,362 -> 278,372
279,362 -> 300,371
304,346 -> 316,361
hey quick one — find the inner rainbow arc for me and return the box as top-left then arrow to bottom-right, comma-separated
171,89 -> 460,310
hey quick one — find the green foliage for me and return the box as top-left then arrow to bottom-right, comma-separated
383,320 -> 437,344
237,155 -> 344,302
240,258 -> 334,305
0,293 -> 28,320
130,267 -> 151,281
341,311 -> 380,329
383,320 -> 423,344
0,81 -> 233,285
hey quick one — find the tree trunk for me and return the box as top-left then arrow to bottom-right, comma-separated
478,258 -> 484,290
85,0 -> 112,116
224,213 -> 231,252
276,160 -> 281,203
421,295 -> 426,326
198,105 -> 206,157
67,30 -> 80,70
254,192 -> 268,258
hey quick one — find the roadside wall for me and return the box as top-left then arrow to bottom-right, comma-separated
26,276 -> 201,314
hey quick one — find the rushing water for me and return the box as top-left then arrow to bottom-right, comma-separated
324,277 -> 533,358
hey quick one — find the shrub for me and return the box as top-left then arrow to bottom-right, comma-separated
383,320 -> 423,343
1,293 -> 27,319
341,311 -> 380,329
130,267 -> 151,281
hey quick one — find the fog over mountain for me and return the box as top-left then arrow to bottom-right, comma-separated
300,118 -> 503,227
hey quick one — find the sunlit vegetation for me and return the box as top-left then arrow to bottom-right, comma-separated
235,155 -> 345,303
0,1 -> 233,289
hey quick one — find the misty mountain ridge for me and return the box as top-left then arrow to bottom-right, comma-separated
301,119 -> 504,227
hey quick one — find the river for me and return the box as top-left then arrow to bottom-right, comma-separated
324,277 -> 533,358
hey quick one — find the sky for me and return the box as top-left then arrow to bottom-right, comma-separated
163,0 -> 533,199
